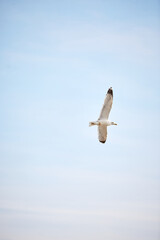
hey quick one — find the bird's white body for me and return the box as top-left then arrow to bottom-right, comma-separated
89,87 -> 117,143
89,119 -> 116,127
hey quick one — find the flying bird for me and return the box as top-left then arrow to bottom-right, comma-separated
89,87 -> 117,143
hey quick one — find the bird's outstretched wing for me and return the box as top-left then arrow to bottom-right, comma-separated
98,87 -> 113,120
98,125 -> 107,143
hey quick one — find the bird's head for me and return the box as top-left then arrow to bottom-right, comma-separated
111,122 -> 117,125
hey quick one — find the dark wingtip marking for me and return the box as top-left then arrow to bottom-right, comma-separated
99,140 -> 106,144
107,87 -> 113,96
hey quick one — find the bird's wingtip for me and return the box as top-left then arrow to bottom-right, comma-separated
107,87 -> 113,96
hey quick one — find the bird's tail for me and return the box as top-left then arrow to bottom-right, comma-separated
89,121 -> 97,127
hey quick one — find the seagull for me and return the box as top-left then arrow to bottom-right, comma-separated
89,87 -> 117,143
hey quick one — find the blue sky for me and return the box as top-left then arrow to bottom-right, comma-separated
0,0 -> 160,240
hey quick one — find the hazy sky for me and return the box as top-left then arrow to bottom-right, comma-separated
0,1 -> 160,240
